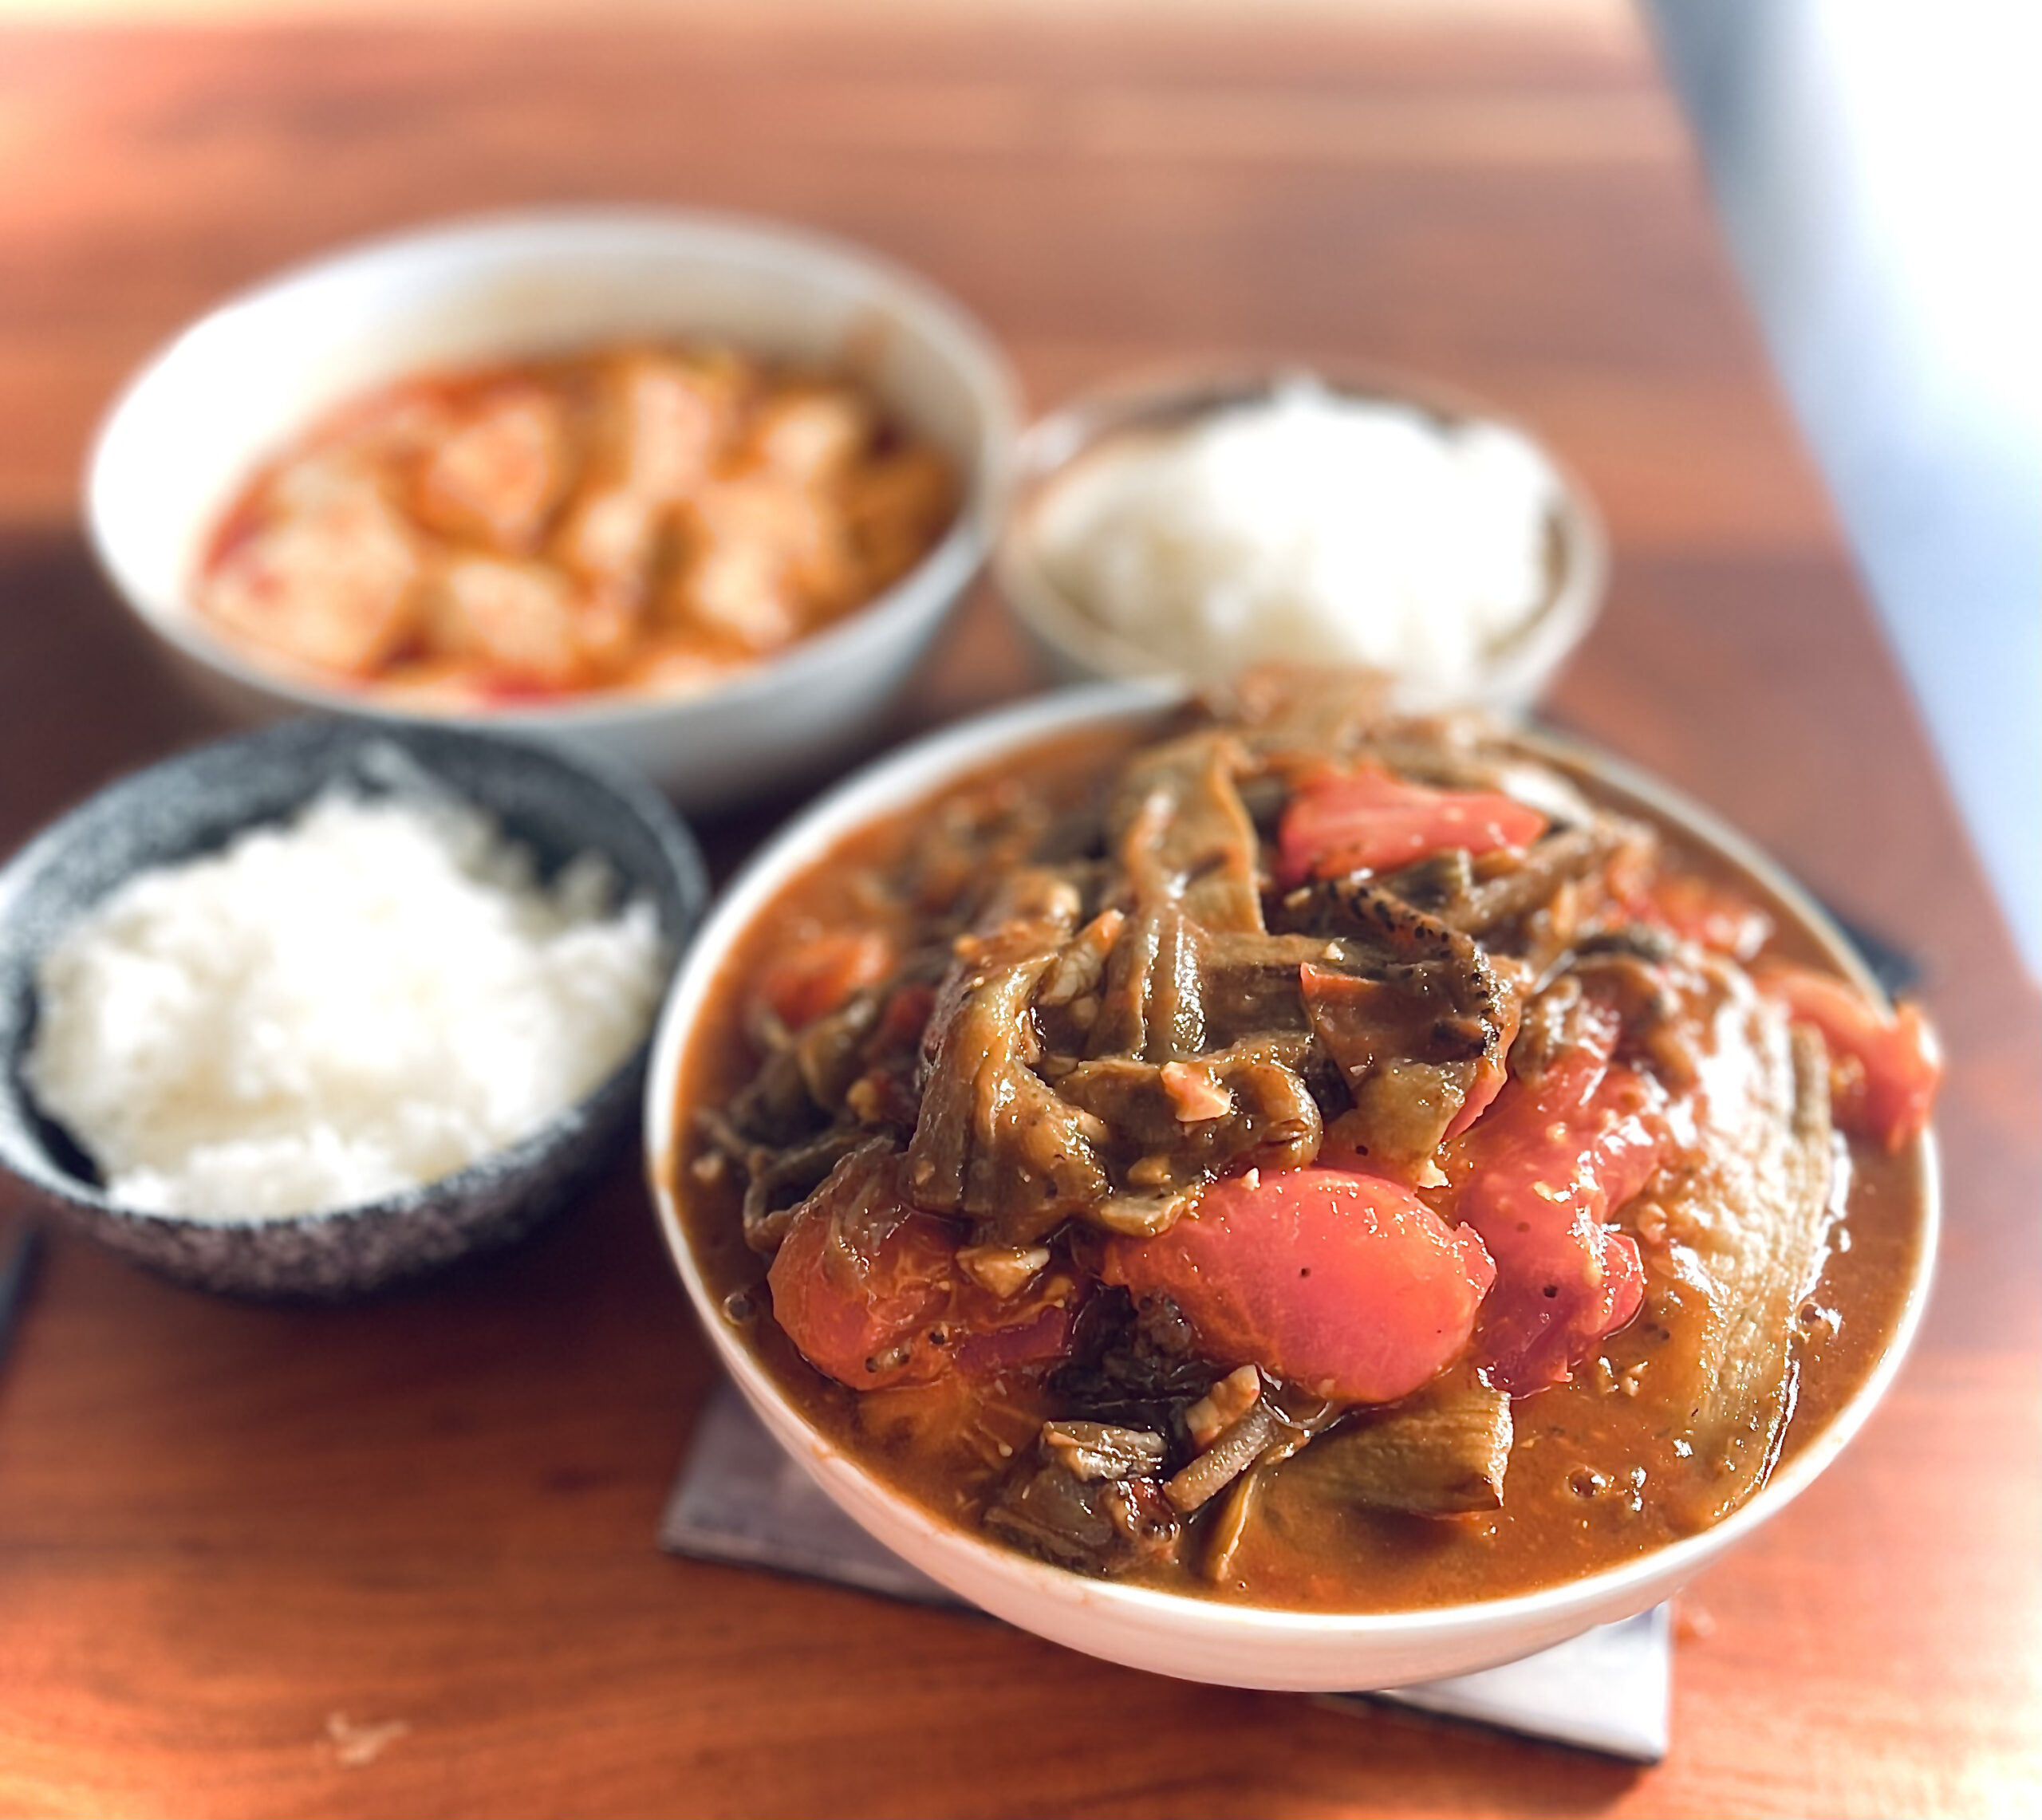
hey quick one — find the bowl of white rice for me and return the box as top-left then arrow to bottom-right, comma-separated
0,719 -> 705,1298
995,365 -> 1606,715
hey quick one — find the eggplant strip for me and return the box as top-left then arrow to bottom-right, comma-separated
906,872 -> 1110,1238
1057,1037 -> 1322,1196
1109,731 -> 1265,935
1271,880 -> 1514,1167
1165,1404 -> 1279,1513
1280,1366 -> 1512,1515
905,951 -> 1110,1238
1197,931 -> 1344,1045
1088,902 -> 1212,1062
1200,1463 -> 1267,1583
1638,1014 -> 1835,1525
1437,824 -> 1617,936
738,1126 -> 873,1255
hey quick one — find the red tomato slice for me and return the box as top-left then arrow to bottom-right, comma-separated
1760,965 -> 1941,1152
768,1193 -> 956,1389
767,1152 -> 1074,1391
1629,870 -> 1774,961
1443,1004 -> 1664,1395
1277,766 -> 1548,888
752,928 -> 895,1031
954,1304 -> 1073,1378
1099,1167 -> 1496,1404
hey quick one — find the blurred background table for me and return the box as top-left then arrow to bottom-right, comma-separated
0,5 -> 2035,1815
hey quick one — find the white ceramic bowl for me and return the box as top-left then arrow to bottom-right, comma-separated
86,209 -> 1020,813
644,683 -> 1937,1691
995,368 -> 1606,716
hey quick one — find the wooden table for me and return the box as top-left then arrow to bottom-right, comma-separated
1,8 -> 2036,1815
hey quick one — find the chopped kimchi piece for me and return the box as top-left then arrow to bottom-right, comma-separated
412,382 -> 570,551
202,460 -> 422,676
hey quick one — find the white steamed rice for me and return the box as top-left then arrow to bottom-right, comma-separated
26,788 -> 664,1220
1033,379 -> 1559,704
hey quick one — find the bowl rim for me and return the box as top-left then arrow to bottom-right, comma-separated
643,680 -> 1938,1666
0,713 -> 708,1234
83,203 -> 1023,734
992,360 -> 1607,711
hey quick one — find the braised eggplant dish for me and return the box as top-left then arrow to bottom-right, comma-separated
678,676 -> 1938,1609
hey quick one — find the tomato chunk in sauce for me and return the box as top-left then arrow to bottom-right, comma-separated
1102,1168 -> 1496,1404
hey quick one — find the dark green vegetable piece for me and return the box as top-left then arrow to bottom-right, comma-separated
1282,1366 -> 1512,1515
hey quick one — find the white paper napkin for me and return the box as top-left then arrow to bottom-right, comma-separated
660,1378 -> 1670,1763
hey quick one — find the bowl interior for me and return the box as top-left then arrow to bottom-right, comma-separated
0,717 -> 707,1227
88,208 -> 1018,723
643,683 -> 1937,1689
995,367 -> 1606,715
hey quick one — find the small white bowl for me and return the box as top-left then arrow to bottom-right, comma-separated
644,682 -> 1937,1692
995,368 -> 1606,716
86,208 -> 1020,813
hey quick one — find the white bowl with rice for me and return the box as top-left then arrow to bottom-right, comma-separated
0,719 -> 705,1298
995,366 -> 1606,714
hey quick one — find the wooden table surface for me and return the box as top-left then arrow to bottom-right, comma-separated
1,8 -> 2036,1816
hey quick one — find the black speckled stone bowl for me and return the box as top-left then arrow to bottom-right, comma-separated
0,719 -> 707,1299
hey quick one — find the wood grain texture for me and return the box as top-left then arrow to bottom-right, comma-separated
0,12 -> 2035,1818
